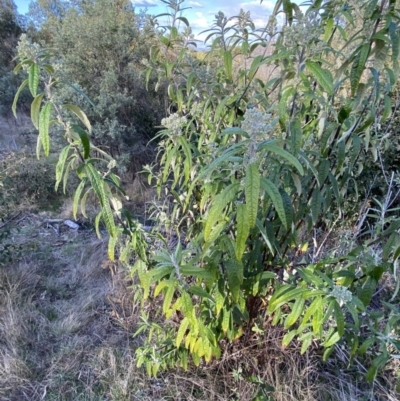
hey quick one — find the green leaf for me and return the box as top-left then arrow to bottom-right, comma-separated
39,102 -> 52,157
283,0 -> 293,24
306,61 -> 334,95
310,189 -> 322,224
389,22 -> 399,65
358,277 -> 377,306
178,136 -> 192,185
318,159 -> 330,187
249,54 -> 264,81
181,292 -> 193,316
176,317 -> 190,348
282,330 -> 297,347
261,178 -> 289,230
73,179 -> 86,219
28,63 -> 39,97
255,219 -> 275,255
71,124 -> 90,159
259,142 -> 304,175
94,211 -> 102,239
42,64 -> 54,75
85,163 -> 106,207
373,39 -> 388,71
55,145 -> 71,191
366,353 -> 388,382
12,79 -> 28,118
280,189 -> 294,229
85,163 -> 116,237
268,287 -> 310,312
300,332 -> 314,354
289,118 -> 302,156
350,43 -> 370,96
180,265 -> 212,279
226,259 -> 244,302
64,104 -> 92,133
63,159 -> 74,194
324,331 -> 341,348
245,163 -> 260,228
364,0 -> 378,18
221,307 -> 231,333
108,232 -> 118,261
324,18 -> 334,42
31,94 -> 44,129
163,281 -> 175,314
188,286 -> 214,302
300,296 -> 323,334
236,203 -> 250,260
204,182 -> 239,242
278,87 -> 296,126
224,50 -> 233,81
323,345 -> 335,361
333,300 -> 345,337
176,16 -> 189,26
80,189 -> 91,218
66,83 -> 97,111
358,338 -> 376,355
285,298 -> 305,328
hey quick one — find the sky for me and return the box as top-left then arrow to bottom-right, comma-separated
131,0 -> 278,38
14,0 -> 290,41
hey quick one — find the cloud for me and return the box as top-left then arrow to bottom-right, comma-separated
191,11 -> 209,29
130,0 -> 158,7
188,1 -> 204,7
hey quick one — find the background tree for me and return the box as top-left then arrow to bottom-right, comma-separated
0,0 -> 28,116
26,0 -> 165,174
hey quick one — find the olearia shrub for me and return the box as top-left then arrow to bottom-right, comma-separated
13,0 -> 400,382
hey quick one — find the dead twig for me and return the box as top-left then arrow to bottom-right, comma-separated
0,212 -> 23,230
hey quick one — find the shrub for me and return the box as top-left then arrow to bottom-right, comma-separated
12,0 -> 400,382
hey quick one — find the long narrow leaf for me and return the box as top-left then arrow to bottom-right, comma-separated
236,203 -> 250,260
259,142 -> 304,175
245,163 -> 260,228
261,178 -> 289,229
28,63 -> 39,97
12,79 -> 28,118
64,104 -> 92,133
306,61 -> 334,95
71,124 -> 91,159
39,102 -> 52,157
31,94 -> 44,129
55,145 -> 71,191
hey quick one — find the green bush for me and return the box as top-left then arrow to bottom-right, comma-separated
0,152 -> 66,215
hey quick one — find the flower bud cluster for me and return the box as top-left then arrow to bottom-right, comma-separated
17,34 -> 42,65
282,15 -> 324,54
242,107 -> 275,166
330,285 -> 353,306
161,114 -> 187,136
241,108 -> 272,139
215,11 -> 227,28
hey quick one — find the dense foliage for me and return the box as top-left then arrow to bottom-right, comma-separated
11,0 -> 400,385
0,0 -> 29,116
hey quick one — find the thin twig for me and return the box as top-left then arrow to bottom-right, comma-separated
0,212 -> 22,230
